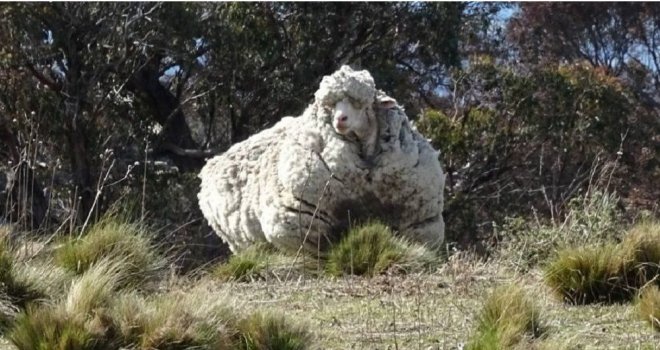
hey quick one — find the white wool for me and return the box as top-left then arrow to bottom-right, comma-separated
198,65 -> 445,254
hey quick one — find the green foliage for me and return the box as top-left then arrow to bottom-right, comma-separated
416,58 -> 654,244
325,222 -> 438,277
54,216 -> 165,286
467,285 -> 543,350
637,285 -> 660,331
236,313 -> 311,350
545,220 -> 660,304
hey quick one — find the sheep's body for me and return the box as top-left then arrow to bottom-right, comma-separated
198,66 -> 445,254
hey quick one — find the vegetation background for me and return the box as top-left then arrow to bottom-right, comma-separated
0,3 -> 659,349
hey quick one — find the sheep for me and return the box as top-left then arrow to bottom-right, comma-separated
198,65 -> 445,255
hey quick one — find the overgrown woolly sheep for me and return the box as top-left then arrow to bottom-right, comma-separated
198,65 -> 445,254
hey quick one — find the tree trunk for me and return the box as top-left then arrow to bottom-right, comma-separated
129,57 -> 204,172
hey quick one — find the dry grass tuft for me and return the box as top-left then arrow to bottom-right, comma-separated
54,215 -> 166,287
325,221 -> 439,277
545,220 -> 660,305
212,243 -> 278,282
544,244 -> 630,304
637,285 -> 660,331
235,312 -> 312,350
467,284 -> 544,350
7,259 -> 128,349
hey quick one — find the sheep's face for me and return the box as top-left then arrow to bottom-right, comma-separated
332,97 -> 369,137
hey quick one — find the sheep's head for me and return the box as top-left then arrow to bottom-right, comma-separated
332,97 -> 371,137
315,65 -> 376,112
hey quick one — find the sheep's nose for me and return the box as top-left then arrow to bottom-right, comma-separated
339,115 -> 348,122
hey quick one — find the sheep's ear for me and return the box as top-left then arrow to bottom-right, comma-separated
378,97 -> 397,109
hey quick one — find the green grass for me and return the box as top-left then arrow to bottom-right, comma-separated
325,221 -> 439,277
637,285 -> 660,331
54,216 -> 166,286
467,284 -> 544,350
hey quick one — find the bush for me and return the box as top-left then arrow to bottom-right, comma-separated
236,312 -> 312,350
416,59 -> 655,246
637,285 -> 660,331
54,216 -> 166,286
325,221 -> 438,277
467,284 -> 543,350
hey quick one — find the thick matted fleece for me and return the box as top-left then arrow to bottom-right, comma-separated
198,65 -> 445,254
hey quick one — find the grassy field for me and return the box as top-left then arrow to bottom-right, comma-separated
0,208 -> 658,349
215,256 -> 659,349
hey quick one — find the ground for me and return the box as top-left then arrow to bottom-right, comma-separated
210,255 -> 659,349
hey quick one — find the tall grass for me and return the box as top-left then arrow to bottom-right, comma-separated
497,190 -> 622,269
467,284 -> 544,350
544,244 -> 629,304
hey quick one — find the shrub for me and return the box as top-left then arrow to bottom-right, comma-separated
325,221 -> 438,277
54,216 -> 166,286
467,284 -> 544,350
637,285 -> 660,331
236,312 -> 312,350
